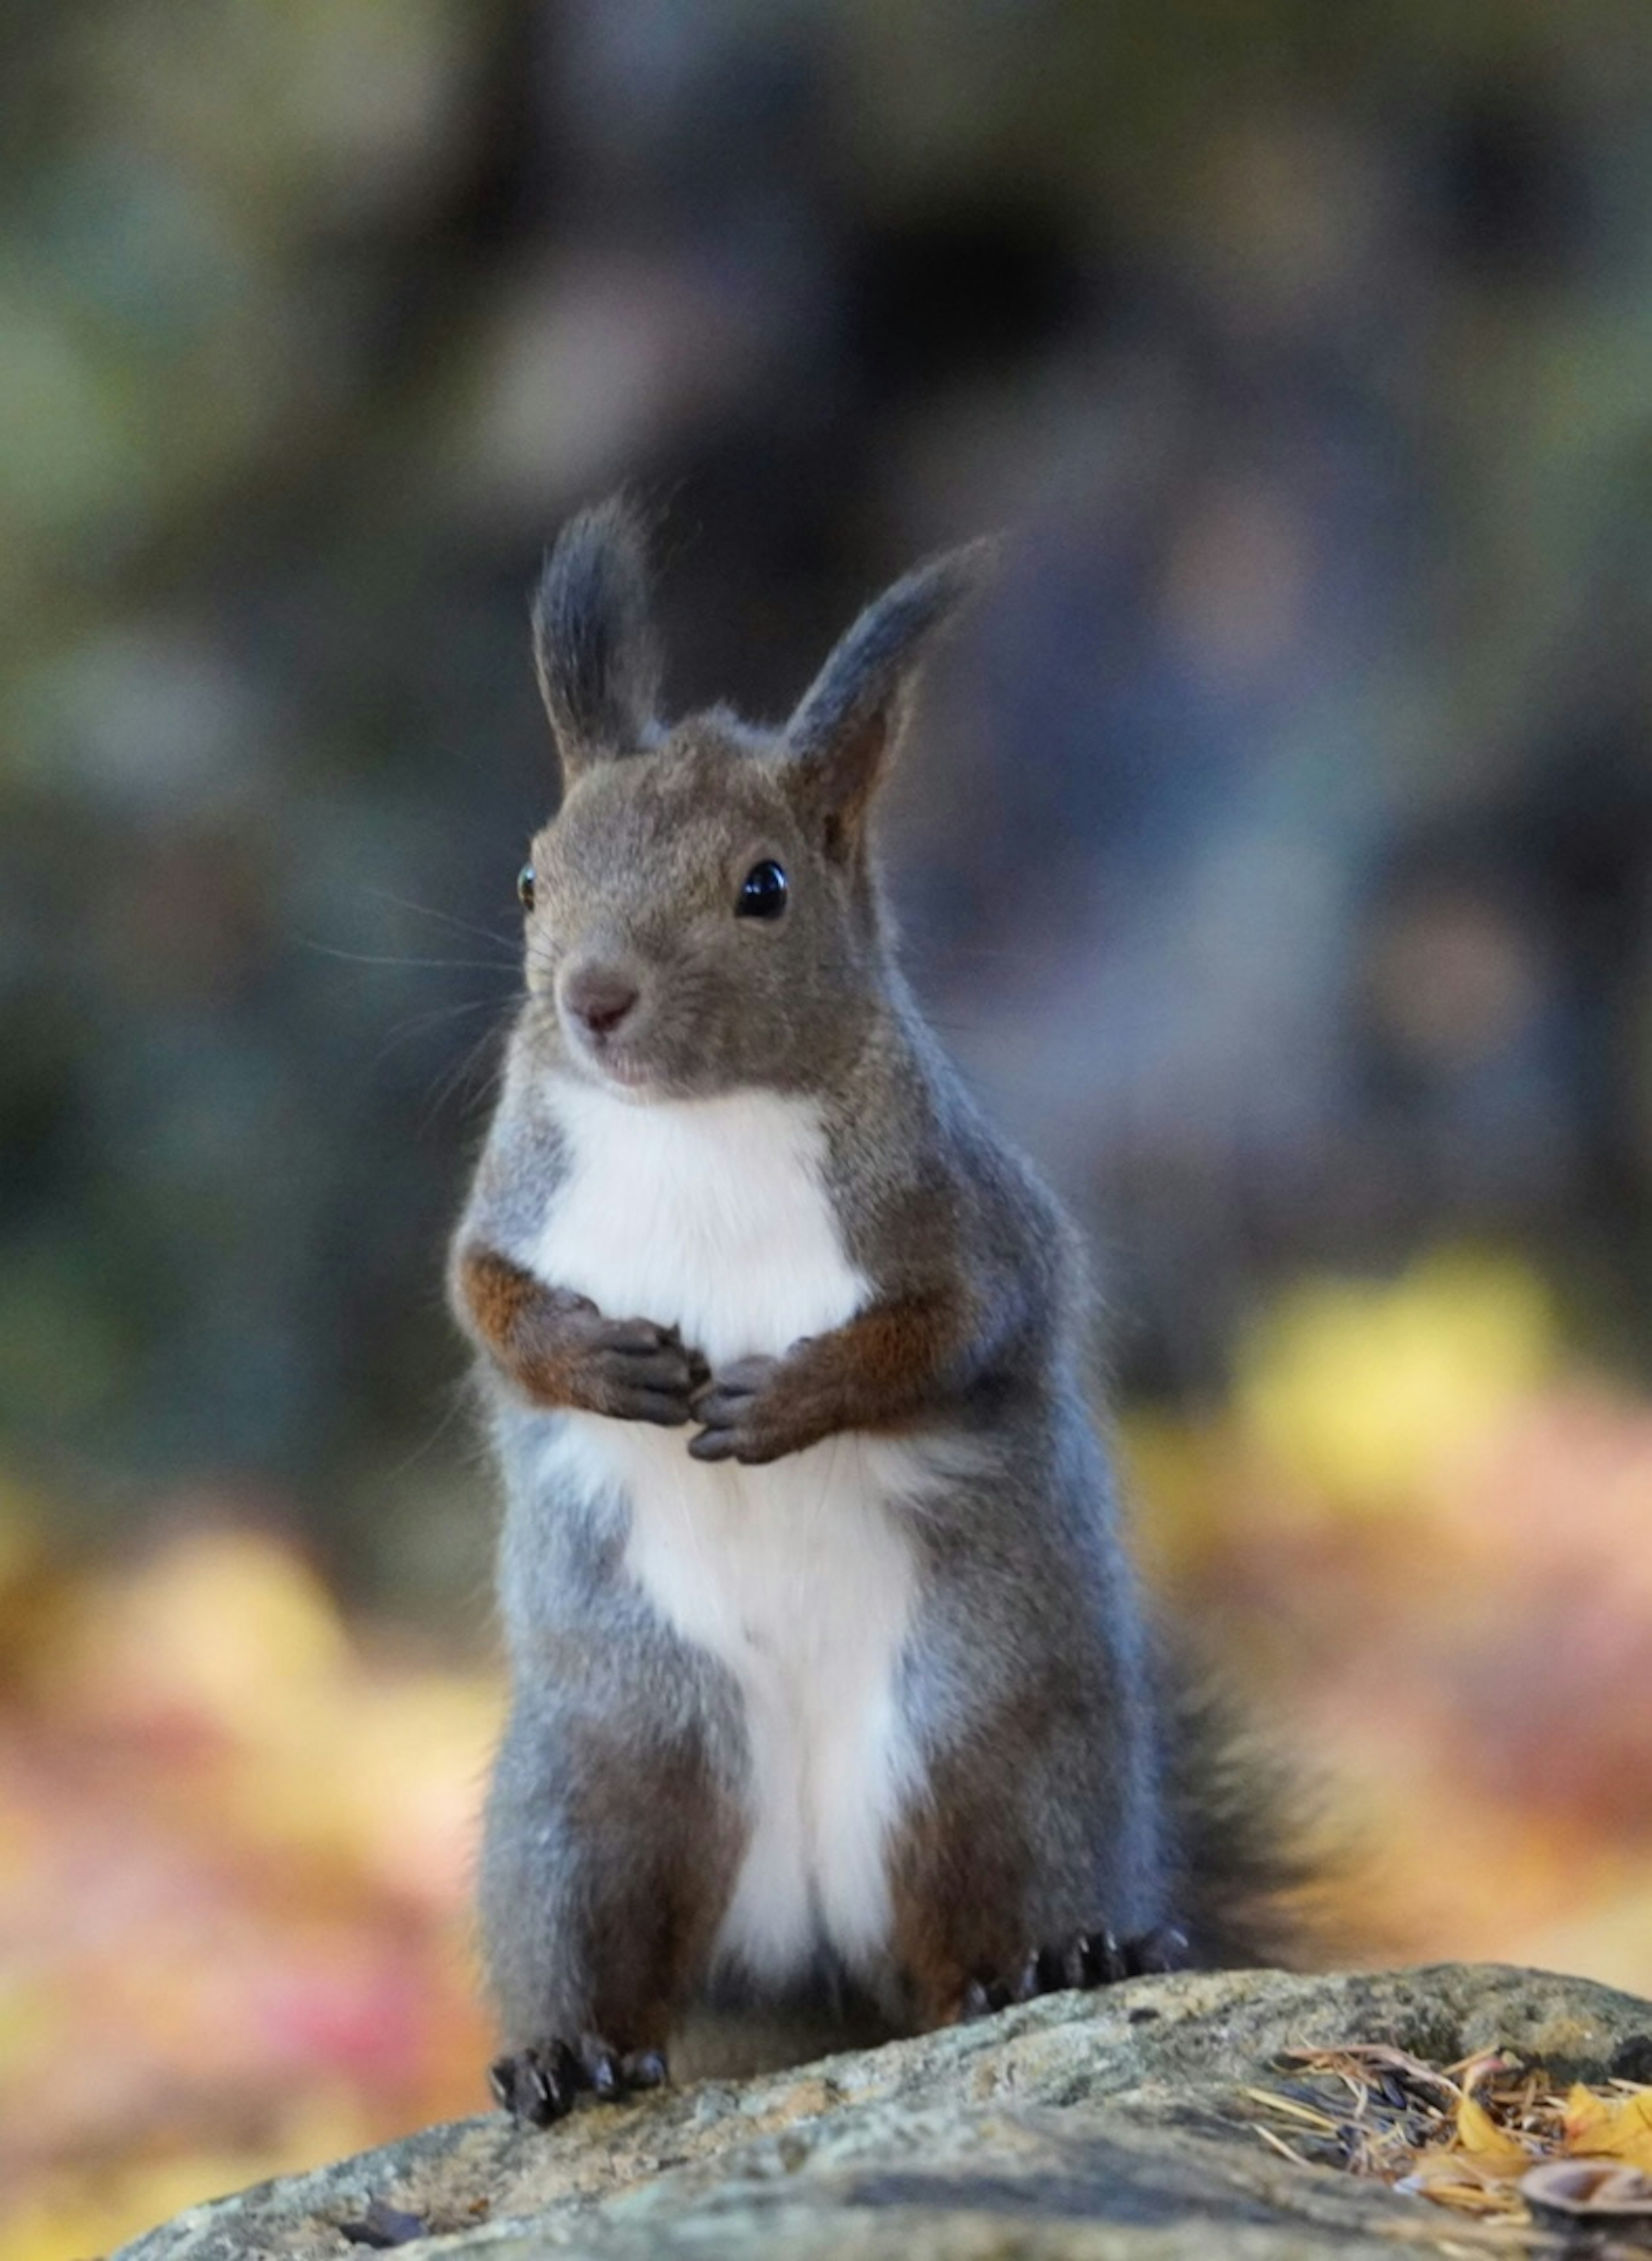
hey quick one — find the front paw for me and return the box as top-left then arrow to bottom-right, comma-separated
688,1354 -> 813,1464
490,2036 -> 668,2127
562,1305 -> 704,1426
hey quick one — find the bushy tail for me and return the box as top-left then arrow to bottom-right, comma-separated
1157,1648 -> 1329,1970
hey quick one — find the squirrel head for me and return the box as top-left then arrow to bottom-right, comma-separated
515,495 -> 988,1102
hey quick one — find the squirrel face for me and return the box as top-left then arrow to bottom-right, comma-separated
519,721 -> 881,1101
516,496 -> 988,1104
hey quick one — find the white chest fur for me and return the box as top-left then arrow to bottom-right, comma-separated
528,1081 -> 925,1983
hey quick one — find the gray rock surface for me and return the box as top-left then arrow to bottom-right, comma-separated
115,1965 -> 1652,2261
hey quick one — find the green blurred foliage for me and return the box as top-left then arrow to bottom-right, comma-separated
1,0 -> 1651,1604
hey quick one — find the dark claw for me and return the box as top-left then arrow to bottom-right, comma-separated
960,1978 -> 994,2021
487,2052 -> 521,2114
1125,1923 -> 1190,1975
1082,1928 -> 1128,1985
972,1920 -> 1193,2022
491,2035 -> 669,2126
490,2046 -> 575,2126
580,2041 -> 621,2099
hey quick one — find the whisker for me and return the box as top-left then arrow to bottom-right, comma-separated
367,996 -> 505,1079
424,1020 -> 512,1124
373,1380 -> 474,1486
361,887 -> 522,952
297,937 -> 519,974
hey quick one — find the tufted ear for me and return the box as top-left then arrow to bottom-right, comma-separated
781,539 -> 991,858
530,495 -> 663,782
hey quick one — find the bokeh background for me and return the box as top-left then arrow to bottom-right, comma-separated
6,2 -> 1652,2252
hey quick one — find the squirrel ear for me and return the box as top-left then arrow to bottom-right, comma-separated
530,495 -> 663,781
781,539 -> 991,856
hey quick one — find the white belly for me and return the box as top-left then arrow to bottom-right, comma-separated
529,1081 -> 927,1981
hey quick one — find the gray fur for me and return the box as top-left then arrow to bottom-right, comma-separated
451,503 -> 1291,2085
784,541 -> 992,855
530,495 -> 663,777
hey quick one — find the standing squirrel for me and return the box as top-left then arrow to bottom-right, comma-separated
450,497 -> 1298,2125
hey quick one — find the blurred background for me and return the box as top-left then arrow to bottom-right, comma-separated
5,0 -> 1652,2251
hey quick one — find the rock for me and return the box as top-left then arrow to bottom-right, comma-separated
115,1964 -> 1652,2261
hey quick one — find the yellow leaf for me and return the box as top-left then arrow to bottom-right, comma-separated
1399,2147 -> 1525,2214
1563,2083 -> 1652,2172
1452,2094 -> 1531,2177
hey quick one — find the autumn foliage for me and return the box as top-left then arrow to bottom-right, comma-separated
4,1248 -> 1652,2258
0,1522 -> 495,2261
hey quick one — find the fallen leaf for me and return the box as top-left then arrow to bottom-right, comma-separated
1452,2093 -> 1531,2177
1562,2081 -> 1652,2172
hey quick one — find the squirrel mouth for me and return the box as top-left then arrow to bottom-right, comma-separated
579,1035 -> 659,1098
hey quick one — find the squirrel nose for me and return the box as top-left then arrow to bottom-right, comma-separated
562,963 -> 639,1040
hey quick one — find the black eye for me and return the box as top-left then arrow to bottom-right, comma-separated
517,863 -> 536,912
737,859 -> 787,920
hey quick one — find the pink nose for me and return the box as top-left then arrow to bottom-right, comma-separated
562,964 -> 638,1039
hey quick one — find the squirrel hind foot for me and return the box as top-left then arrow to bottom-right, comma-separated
489,2038 -> 669,2127
959,1923 -> 1192,2021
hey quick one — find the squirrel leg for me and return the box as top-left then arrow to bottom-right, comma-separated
888,1718 -> 1181,2030
480,1697 -> 743,2126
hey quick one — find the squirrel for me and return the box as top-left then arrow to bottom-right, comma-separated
449,496 -> 1301,2127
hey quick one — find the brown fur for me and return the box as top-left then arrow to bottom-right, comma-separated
687,1287 -> 973,1463
554,1721 -> 745,2054
457,1246 -> 698,1423
887,1731 -> 1039,2024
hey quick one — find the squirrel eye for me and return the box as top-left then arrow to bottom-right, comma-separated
736,859 -> 788,921
517,864 -> 536,913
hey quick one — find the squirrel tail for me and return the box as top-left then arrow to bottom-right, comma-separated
1158,1651 -> 1330,1970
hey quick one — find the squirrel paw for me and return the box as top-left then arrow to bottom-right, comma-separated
489,2037 -> 668,2127
568,1309 -> 706,1428
959,1923 -> 1191,2019
687,1354 -> 798,1463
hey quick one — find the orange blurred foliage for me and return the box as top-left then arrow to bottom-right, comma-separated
0,1517 -> 497,2261
4,1248 -> 1652,2259
1129,1251 -> 1652,1989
